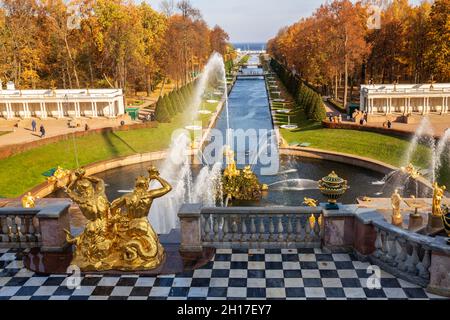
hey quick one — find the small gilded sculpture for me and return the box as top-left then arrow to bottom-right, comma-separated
21,192 -> 36,208
391,189 -> 403,227
432,183 -> 446,217
64,167 -> 172,272
401,163 -> 421,180
303,198 -> 318,207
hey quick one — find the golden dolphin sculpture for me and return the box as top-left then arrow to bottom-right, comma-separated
64,167 -> 172,272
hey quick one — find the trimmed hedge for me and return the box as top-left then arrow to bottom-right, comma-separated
270,59 -> 326,122
155,80 -> 198,123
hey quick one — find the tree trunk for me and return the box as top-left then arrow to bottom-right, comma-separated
343,56 -> 348,113
64,35 -> 80,88
334,72 -> 338,101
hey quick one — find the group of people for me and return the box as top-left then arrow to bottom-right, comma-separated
352,109 -> 369,126
329,114 -> 343,123
31,119 -> 46,138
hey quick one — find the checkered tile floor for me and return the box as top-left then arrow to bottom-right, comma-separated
0,248 -> 447,300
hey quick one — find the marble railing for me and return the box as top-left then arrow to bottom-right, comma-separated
0,210 -> 41,248
370,219 -> 434,287
179,205 -> 323,250
0,201 -> 71,252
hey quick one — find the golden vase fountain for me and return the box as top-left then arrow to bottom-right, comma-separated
318,171 -> 348,210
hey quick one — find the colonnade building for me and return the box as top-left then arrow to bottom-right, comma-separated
0,83 -> 125,119
360,83 -> 450,115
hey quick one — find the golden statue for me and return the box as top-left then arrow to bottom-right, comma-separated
64,167 -> 172,272
432,182 -> 447,217
391,189 -> 403,227
401,163 -> 421,180
22,192 -> 36,208
222,146 -> 263,201
303,198 -> 318,207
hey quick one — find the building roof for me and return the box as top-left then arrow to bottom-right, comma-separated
0,88 -> 123,99
361,83 -> 450,95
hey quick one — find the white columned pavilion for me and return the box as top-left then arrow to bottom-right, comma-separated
360,83 -> 450,115
0,88 -> 125,120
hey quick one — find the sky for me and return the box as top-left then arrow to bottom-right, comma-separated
145,0 -> 425,43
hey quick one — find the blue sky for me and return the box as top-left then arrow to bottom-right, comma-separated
145,0 -> 425,43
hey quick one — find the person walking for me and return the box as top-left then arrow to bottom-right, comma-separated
387,120 -> 392,129
39,125 -> 46,138
31,119 -> 37,132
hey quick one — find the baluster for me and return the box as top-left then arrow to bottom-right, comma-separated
27,216 -> 36,242
204,214 -> 211,242
388,235 -> 398,266
0,216 -> 7,242
313,213 -> 321,241
241,216 -> 247,242
33,216 -> 41,243
417,247 -> 431,279
296,216 -> 305,242
405,243 -> 420,275
213,216 -> 220,242
395,238 -> 408,270
16,216 -> 26,243
383,233 -> 393,263
223,216 -> 230,242
287,216 -> 293,242
232,217 -> 238,242
277,216 -> 284,242
269,217 -> 275,241
7,216 -> 17,242
258,217 -> 265,242
250,216 -> 257,242
305,216 -> 312,242
373,229 -> 383,259
381,231 -> 389,260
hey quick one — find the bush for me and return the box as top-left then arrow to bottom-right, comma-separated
155,96 -> 170,123
272,59 -> 326,122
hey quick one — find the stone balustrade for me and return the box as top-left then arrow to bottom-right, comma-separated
179,205 -> 323,251
179,203 -> 450,296
371,220 -> 433,287
0,201 -> 71,252
0,210 -> 41,248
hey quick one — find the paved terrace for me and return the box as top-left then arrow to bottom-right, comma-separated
0,248 -> 446,300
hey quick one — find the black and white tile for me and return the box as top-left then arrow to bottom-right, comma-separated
0,248 -> 446,300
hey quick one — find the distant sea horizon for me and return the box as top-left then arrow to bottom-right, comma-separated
232,42 -> 267,51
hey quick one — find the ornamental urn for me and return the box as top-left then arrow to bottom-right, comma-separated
318,171 -> 348,210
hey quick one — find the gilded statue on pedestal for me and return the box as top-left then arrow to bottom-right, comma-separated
22,192 -> 37,208
64,167 -> 172,272
432,183 -> 446,217
391,189 -> 403,227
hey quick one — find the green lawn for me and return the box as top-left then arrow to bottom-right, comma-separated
277,109 -> 450,187
281,127 -> 430,168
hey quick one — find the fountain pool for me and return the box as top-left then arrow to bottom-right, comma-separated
93,155 -> 391,207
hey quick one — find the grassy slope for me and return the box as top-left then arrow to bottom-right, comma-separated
0,99 -> 221,198
275,105 -> 441,185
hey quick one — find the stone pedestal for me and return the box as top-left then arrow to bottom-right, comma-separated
427,250 -> 450,298
428,213 -> 444,230
322,205 -> 356,253
408,214 -> 424,231
36,202 -> 71,253
392,214 -> 403,228
178,204 -> 203,254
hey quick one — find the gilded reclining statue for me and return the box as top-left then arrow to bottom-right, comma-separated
64,167 -> 172,272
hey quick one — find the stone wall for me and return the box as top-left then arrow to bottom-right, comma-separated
0,121 -> 158,160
